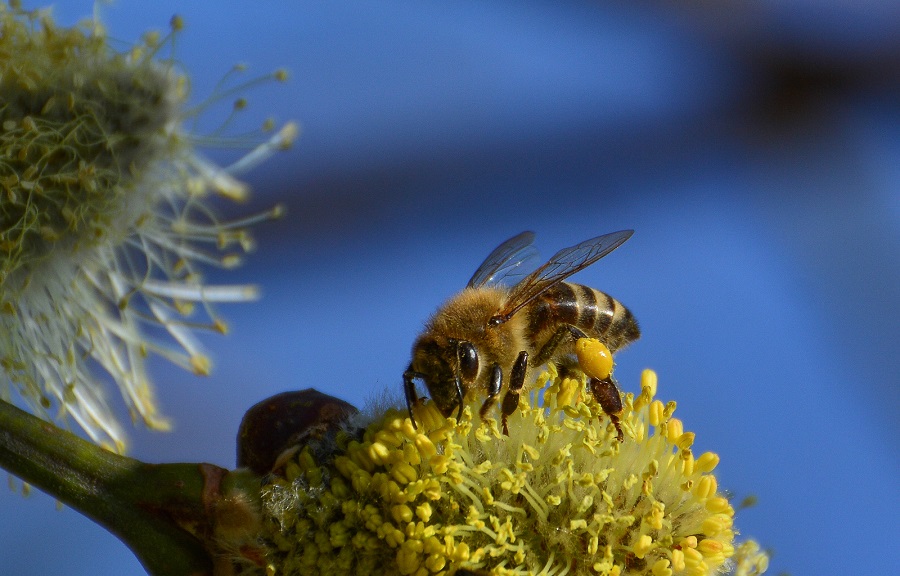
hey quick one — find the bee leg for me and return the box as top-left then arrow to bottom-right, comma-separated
403,367 -> 422,429
589,376 -> 624,442
500,351 -> 528,436
478,364 -> 503,420
532,327 -> 568,366
566,325 -> 588,340
532,324 -> 588,367
532,324 -> 624,441
454,374 -> 465,421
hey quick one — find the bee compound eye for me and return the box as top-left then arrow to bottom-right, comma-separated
458,342 -> 479,381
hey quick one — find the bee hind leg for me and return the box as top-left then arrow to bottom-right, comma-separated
532,324 -> 589,367
590,376 -> 624,442
536,324 -> 624,442
500,351 -> 528,435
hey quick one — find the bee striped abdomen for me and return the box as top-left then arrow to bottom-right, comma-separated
528,282 -> 639,353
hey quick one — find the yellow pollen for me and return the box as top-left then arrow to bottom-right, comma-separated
633,534 -> 653,559
671,549 -> 686,572
695,452 -> 720,473
556,375 -> 580,409
676,431 -> 696,450
665,418 -> 684,441
649,400 -> 665,427
695,475 -> 718,500
575,337 -> 613,380
652,558 -> 673,576
640,368 -> 658,396
705,497 -> 732,514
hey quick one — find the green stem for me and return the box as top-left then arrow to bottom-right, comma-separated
0,399 -> 259,575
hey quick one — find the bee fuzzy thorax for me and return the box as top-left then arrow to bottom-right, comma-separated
427,287 -> 507,334
428,287 -> 529,364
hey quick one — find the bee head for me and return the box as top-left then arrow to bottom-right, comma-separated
408,336 -> 480,418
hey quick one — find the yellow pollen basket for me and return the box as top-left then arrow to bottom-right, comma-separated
575,337 -> 613,380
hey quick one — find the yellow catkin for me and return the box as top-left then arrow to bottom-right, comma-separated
258,368 -> 765,576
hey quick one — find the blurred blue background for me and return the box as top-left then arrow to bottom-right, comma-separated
1,1 -> 898,574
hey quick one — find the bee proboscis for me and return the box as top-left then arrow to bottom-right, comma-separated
403,230 -> 639,440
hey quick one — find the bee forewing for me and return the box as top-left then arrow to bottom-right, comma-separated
467,231 -> 540,288
494,230 -> 634,322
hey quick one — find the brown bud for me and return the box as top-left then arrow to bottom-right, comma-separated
236,389 -> 358,475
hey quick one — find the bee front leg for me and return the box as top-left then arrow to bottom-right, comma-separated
453,374 -> 465,421
403,367 -> 422,428
478,364 -> 503,420
500,351 -> 528,436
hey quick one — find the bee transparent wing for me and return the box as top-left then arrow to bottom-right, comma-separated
491,230 -> 634,324
467,231 -> 540,288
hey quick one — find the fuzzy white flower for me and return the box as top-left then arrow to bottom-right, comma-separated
0,3 -> 296,450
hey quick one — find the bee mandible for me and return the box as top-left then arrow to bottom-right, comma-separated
403,230 -> 639,440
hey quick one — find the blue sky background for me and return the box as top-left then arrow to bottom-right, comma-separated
1,1 -> 898,575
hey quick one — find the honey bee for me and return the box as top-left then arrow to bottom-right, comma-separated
403,230 -> 639,440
